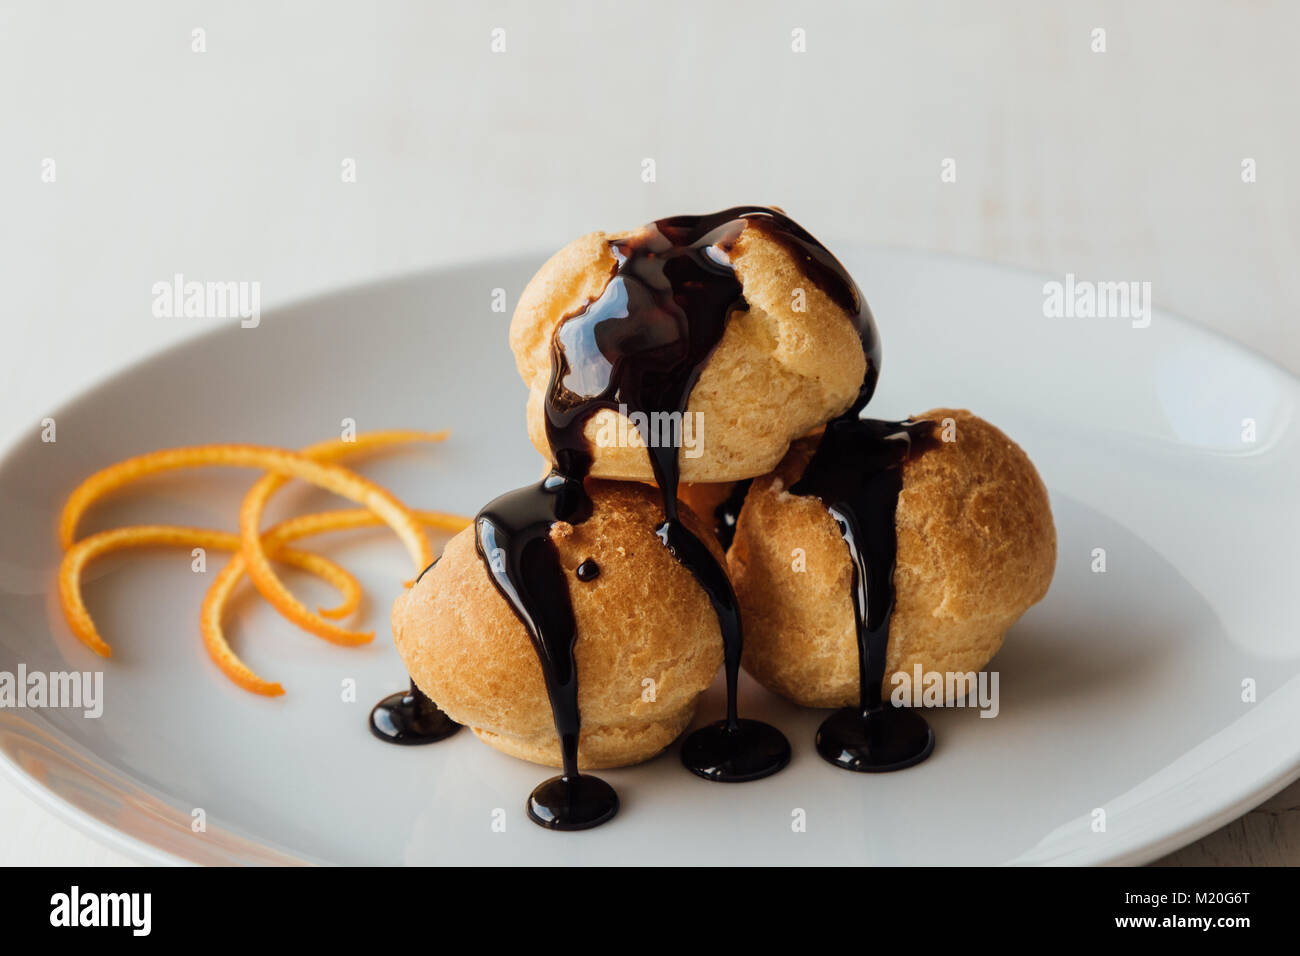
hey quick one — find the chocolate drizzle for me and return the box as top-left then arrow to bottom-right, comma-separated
374,205 -> 931,828
371,555 -> 462,745
475,206 -> 880,827
791,417 -> 938,771
476,475 -> 618,829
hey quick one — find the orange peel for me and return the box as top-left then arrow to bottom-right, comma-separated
58,508 -> 471,697
202,508 -> 471,694
58,438 -> 437,645
57,429 -> 470,698
58,525 -> 362,659
235,431 -> 448,644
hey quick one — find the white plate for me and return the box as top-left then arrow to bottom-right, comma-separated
1,247 -> 1297,866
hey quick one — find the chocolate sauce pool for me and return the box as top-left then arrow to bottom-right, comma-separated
369,678 -> 461,745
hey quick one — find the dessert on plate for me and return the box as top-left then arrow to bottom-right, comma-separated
388,205 -> 1056,828
53,204 -> 1056,834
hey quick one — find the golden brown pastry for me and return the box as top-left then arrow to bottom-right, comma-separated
392,479 -> 725,769
509,223 -> 866,483
730,409 -> 1055,708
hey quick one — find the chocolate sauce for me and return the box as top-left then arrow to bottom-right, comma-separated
476,475 -> 618,830
475,207 -> 873,825
791,417 -> 938,772
550,207 -> 820,782
471,206 -> 910,827
375,207 -> 935,823
370,556 -> 462,745
369,678 -> 461,745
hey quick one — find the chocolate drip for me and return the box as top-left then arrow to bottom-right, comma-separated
576,559 -> 601,582
371,556 -> 462,745
550,208 -> 815,782
792,417 -> 939,772
476,474 -> 617,830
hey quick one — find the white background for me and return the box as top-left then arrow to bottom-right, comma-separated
1,0 -> 1297,865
